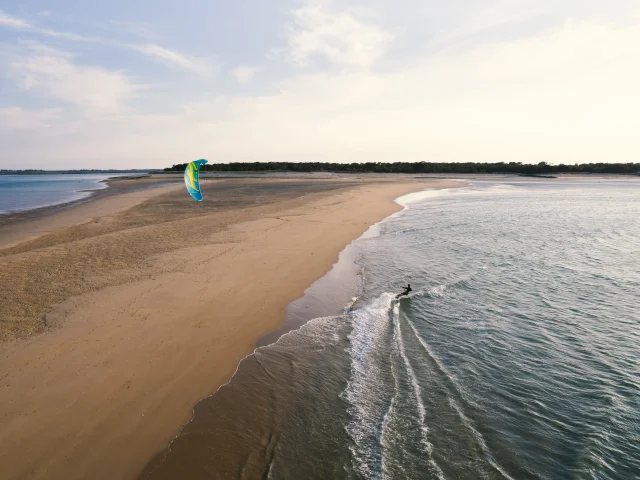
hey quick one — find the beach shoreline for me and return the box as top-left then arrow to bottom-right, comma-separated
0,175 -> 184,247
0,176 -> 464,480
0,174 -> 155,218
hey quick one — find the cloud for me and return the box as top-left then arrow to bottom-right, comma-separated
429,5 -> 543,50
112,20 -> 160,41
31,17 -> 638,167
0,9 -> 213,74
0,107 -> 61,129
0,9 -> 30,28
1,4 -> 639,169
285,2 -> 394,69
8,43 -> 145,113
132,44 -> 212,74
232,66 -> 261,83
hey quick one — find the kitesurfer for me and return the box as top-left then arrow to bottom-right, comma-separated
396,284 -> 412,298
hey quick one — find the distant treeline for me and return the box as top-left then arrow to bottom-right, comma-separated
164,161 -> 640,175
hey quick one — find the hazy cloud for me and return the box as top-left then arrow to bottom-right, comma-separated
0,9 -> 30,28
8,43 -> 145,113
0,9 -> 214,74
0,2 -> 638,168
0,106 -> 61,129
232,65 -> 261,83
133,44 -> 212,74
285,2 -> 394,68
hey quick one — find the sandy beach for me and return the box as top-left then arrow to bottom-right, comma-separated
0,175 -> 463,480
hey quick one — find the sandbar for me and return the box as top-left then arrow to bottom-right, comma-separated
0,176 -> 463,479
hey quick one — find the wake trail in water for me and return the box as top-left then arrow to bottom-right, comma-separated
392,302 -> 445,479
342,293 -> 396,479
343,291 -> 450,479
405,318 -> 515,480
379,345 -> 399,480
403,265 -> 490,302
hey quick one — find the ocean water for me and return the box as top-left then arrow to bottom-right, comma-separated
143,180 -> 640,480
0,174 -> 116,214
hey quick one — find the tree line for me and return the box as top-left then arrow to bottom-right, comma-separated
164,161 -> 640,175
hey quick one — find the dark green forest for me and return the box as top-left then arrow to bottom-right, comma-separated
164,161 -> 640,175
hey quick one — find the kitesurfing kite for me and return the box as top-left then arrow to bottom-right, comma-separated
184,159 -> 208,201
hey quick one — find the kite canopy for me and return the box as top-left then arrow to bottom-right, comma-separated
184,159 -> 208,201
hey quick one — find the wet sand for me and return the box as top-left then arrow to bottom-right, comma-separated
0,176 -> 463,480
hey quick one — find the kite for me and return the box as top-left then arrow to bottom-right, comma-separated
184,159 -> 208,202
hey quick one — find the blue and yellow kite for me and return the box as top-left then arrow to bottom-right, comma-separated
184,159 -> 208,202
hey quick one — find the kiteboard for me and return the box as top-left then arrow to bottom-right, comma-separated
343,296 -> 358,313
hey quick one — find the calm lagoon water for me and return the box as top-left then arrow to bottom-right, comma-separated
0,174 -> 116,214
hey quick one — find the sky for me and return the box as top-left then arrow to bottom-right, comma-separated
0,0 -> 639,169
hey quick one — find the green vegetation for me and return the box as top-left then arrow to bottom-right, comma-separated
163,161 -> 640,175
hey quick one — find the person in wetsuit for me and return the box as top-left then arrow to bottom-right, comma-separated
397,284 -> 412,298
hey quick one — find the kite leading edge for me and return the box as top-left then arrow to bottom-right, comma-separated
184,159 -> 208,202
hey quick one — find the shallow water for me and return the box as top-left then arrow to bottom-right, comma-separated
0,174 -> 114,214
143,180 -> 640,480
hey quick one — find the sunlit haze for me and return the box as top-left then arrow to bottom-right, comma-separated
1,1 -> 638,169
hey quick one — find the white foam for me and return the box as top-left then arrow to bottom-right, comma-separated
360,222 -> 383,239
394,183 -> 524,211
379,358 -> 398,480
428,284 -> 448,298
392,304 -> 445,479
342,292 -> 396,479
395,188 -> 453,207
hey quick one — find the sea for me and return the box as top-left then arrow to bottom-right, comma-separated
0,174 -> 120,214
144,178 -> 639,479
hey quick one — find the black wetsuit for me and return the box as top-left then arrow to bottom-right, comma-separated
397,285 -> 412,298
